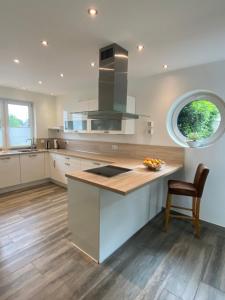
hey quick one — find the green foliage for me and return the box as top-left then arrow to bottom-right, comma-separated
177,100 -> 220,140
8,115 -> 24,127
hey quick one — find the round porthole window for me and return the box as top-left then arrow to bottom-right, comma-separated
167,90 -> 225,148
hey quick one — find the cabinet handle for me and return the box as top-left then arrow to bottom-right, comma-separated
65,157 -> 70,160
29,154 -> 37,157
53,160 -> 56,168
93,162 -> 101,166
65,163 -> 70,166
0,156 -> 11,160
104,131 -> 109,134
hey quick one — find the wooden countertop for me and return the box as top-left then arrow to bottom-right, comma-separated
0,149 -> 47,156
65,152 -> 183,195
49,149 -> 115,163
0,148 -> 182,194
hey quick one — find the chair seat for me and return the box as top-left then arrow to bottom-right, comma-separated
168,180 -> 197,197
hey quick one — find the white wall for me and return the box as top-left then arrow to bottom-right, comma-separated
0,86 -> 57,138
131,61 -> 225,227
56,60 -> 225,227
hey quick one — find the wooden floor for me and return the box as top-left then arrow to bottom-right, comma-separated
0,183 -> 225,300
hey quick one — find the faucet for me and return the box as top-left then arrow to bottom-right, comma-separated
27,138 -> 36,149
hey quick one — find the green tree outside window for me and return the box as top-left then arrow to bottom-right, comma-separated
177,100 -> 221,140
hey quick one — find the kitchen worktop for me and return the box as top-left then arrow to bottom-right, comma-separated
65,151 -> 182,195
0,148 -> 182,195
0,149 -> 47,156
49,149 -> 115,163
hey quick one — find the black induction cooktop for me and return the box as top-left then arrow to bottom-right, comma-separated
85,165 -> 132,177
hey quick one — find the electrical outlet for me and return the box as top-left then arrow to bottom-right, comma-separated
112,144 -> 119,151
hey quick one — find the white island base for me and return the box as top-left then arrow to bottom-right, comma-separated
68,178 -> 166,263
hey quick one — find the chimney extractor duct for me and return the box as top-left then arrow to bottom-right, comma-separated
87,43 -> 139,120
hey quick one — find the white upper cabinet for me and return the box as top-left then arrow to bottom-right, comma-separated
73,100 -> 89,113
63,97 -> 136,135
20,153 -> 46,184
73,99 -> 98,113
87,99 -> 98,111
0,155 -> 21,188
126,96 -> 135,113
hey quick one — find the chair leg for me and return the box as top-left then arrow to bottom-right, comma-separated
164,193 -> 172,232
192,197 -> 196,227
195,197 -> 201,238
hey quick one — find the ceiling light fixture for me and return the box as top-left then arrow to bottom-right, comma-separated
13,58 -> 20,64
163,64 -> 168,70
91,62 -> 95,67
88,8 -> 98,16
38,80 -> 42,85
60,73 -> 64,78
41,40 -> 48,47
137,45 -> 144,51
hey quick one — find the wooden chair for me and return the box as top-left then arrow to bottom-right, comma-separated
164,164 -> 209,238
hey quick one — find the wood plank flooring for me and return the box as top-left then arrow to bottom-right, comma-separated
0,183 -> 225,300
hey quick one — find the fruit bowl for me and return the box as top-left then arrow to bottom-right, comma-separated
143,158 -> 165,171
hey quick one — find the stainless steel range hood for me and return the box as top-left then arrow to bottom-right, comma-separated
87,43 -> 139,120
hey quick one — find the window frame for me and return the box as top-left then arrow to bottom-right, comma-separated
167,90 -> 225,148
0,98 -> 34,149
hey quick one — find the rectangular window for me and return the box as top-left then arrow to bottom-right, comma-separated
0,99 -> 34,149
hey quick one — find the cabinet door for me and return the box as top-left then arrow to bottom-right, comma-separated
80,159 -> 107,171
20,153 -> 45,184
90,119 -> 122,133
49,153 -> 67,184
0,155 -> 21,188
126,96 -> 135,113
87,100 -> 98,111
74,101 -> 89,113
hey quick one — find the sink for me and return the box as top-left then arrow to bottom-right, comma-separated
18,149 -> 39,153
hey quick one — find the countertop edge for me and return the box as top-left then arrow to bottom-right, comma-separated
66,165 -> 183,195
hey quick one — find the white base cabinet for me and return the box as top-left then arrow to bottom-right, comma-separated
49,153 -> 107,185
68,178 -> 164,263
0,156 -> 21,188
50,153 -> 82,184
20,153 -> 45,184
0,151 -> 109,191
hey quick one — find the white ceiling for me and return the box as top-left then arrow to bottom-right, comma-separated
1,0 -> 225,95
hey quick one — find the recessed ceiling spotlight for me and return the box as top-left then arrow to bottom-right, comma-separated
60,73 -> 64,78
91,62 -> 95,67
38,80 -> 42,85
50,93 -> 54,96
41,40 -> 48,47
88,8 -> 98,16
137,45 -> 144,51
163,64 -> 168,70
13,58 -> 20,64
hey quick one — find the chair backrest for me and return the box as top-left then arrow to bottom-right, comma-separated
193,163 -> 210,198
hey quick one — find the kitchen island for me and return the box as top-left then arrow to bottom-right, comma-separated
66,158 -> 182,263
